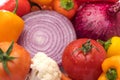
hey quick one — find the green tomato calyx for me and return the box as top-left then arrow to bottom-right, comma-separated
0,41 -> 16,74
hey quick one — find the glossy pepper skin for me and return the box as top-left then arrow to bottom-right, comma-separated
98,56 -> 120,80
53,0 -> 78,19
0,0 -> 31,17
0,10 -> 24,42
30,0 -> 53,5
105,36 -> 120,57
30,0 -> 54,10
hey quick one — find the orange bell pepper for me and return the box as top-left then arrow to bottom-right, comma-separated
0,0 -> 24,42
0,10 -> 24,42
31,0 -> 53,5
30,0 -> 54,10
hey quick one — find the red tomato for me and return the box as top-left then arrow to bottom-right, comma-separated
62,38 -> 106,80
0,42 -> 31,80
0,0 -> 31,17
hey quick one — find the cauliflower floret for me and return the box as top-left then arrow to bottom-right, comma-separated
27,52 -> 61,80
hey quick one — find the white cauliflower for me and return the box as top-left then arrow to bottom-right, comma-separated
27,52 -> 61,80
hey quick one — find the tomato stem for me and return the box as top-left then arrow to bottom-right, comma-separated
13,0 -> 18,14
73,39 -> 94,55
0,41 -> 16,74
106,68 -> 117,80
81,39 -> 92,55
60,0 -> 74,10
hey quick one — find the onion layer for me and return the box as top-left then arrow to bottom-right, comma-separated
17,11 -> 76,64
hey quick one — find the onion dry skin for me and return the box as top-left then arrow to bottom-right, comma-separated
73,2 -> 120,41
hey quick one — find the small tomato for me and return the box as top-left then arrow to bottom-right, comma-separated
62,39 -> 106,80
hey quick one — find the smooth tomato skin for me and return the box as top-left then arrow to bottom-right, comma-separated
0,0 -> 31,17
62,39 -> 106,80
53,0 -> 78,19
0,42 -> 31,80
17,0 -> 31,16
0,0 -> 15,11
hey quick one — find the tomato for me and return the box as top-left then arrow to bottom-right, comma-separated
62,38 -> 106,80
0,0 -> 31,17
53,0 -> 78,19
0,42 -> 31,80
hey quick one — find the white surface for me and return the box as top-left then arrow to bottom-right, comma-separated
0,0 -> 9,6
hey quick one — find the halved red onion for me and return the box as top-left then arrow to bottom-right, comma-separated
17,10 -> 76,64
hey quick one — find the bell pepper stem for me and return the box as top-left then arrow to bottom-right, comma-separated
97,39 -> 111,51
60,0 -> 74,10
106,68 -> 117,80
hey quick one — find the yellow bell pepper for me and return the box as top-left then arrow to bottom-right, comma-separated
98,36 -> 120,57
106,36 -> 120,57
98,56 -> 120,80
0,10 -> 24,42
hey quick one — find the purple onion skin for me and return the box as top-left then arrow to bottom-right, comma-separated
73,2 -> 120,41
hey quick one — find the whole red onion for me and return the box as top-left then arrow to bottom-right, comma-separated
73,2 -> 120,41
76,0 -> 118,7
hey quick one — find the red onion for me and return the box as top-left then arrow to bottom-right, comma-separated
18,10 -> 76,64
76,0 -> 118,6
72,2 -> 120,41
